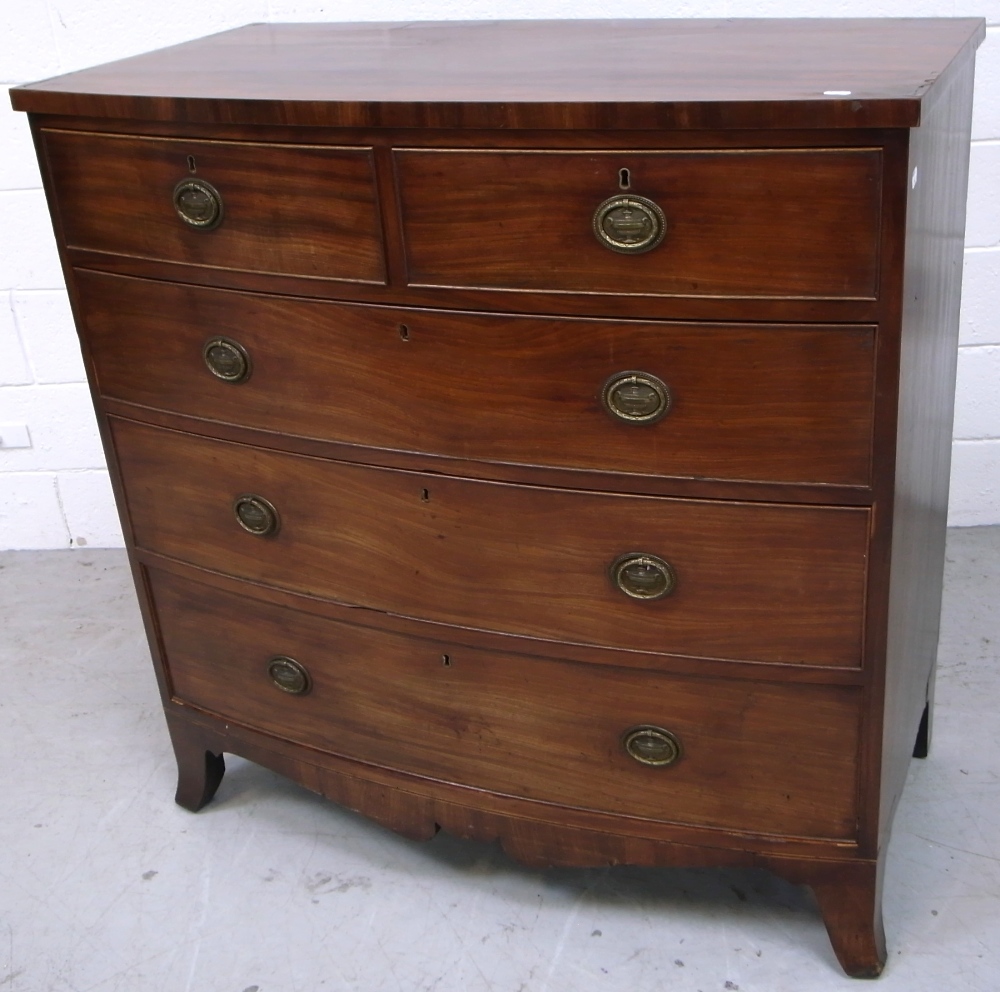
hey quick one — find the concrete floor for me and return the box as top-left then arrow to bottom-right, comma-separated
1,529 -> 998,992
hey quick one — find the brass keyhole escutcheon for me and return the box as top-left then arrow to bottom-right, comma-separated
602,371 -> 671,425
592,194 -> 666,254
611,552 -> 676,601
173,178 -> 223,229
267,656 -> 311,695
233,494 -> 279,537
203,336 -> 251,383
623,726 -> 682,767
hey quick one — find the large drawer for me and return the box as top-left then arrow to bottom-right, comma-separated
150,567 -> 862,840
395,147 -> 882,300
78,271 -> 875,487
114,418 -> 869,667
42,129 -> 385,283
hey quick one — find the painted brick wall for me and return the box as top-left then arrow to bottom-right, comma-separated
1,0 -> 998,548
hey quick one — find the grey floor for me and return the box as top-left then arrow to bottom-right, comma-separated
1,529 -> 998,992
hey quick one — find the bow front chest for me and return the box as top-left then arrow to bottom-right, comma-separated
11,18 -> 984,977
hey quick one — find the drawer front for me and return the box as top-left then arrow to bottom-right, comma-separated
79,271 -> 875,487
42,129 -> 385,283
396,148 -> 882,299
151,567 -> 861,840
114,419 -> 869,667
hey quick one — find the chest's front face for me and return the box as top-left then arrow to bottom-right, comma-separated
11,17 -> 984,979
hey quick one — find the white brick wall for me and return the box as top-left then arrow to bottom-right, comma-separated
2,2 -> 999,548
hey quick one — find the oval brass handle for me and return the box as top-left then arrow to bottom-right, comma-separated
203,336 -> 251,383
233,494 -> 279,537
593,194 -> 666,254
267,656 -> 311,695
173,178 -> 223,230
611,552 -> 676,601
623,726 -> 682,767
603,371 -> 671,424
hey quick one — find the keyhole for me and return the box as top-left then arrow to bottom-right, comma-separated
441,654 -> 452,667
399,324 -> 410,341
619,167 -> 631,190
420,488 -> 430,502
187,155 -> 197,174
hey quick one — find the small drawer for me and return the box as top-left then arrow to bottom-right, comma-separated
114,419 -> 869,668
42,129 -> 385,283
79,270 -> 876,488
395,147 -> 881,300
150,567 -> 862,840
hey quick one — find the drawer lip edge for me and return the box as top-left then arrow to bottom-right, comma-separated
102,401 -> 877,504
62,246 -> 389,287
167,699 -> 862,848
406,279 -> 879,303
11,90 -> 924,131
138,550 -> 868,683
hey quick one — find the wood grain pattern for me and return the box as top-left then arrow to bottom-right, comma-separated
876,54 -> 977,847
396,147 -> 882,300
42,128 -> 385,283
111,416 -> 869,668
64,242 -> 886,325
812,859 -> 886,978
77,270 -> 876,488
139,552 -> 870,685
165,705 -> 881,971
151,566 -> 862,839
10,19 -> 985,130
166,701 -> 865,858
13,18 -> 985,978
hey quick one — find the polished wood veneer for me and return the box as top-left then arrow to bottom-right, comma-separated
396,147 -> 882,299
10,19 -> 983,130
43,129 -> 385,283
78,270 -> 878,487
151,566 -> 863,839
112,416 -> 869,667
13,18 -> 984,978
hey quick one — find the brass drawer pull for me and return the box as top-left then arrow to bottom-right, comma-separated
623,726 -> 682,767
611,552 -> 676,600
602,371 -> 671,424
203,336 -> 251,383
267,656 -> 311,695
593,194 -> 666,254
173,178 -> 223,229
233,494 -> 279,536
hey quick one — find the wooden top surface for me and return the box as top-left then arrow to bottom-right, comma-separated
10,18 -> 986,130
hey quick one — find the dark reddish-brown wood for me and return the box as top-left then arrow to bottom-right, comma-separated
76,269 -> 877,487
41,128 -> 385,283
874,42 -> 977,847
112,416 -> 869,667
139,551 -> 871,685
13,18 -> 984,978
166,714 -> 226,812
150,566 -> 862,838
9,20 -> 985,130
396,147 -> 882,299
811,859 -> 887,978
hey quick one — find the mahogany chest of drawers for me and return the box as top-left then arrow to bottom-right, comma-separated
12,18 -> 984,977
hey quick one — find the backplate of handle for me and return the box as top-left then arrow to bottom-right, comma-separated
623,726 -> 682,767
203,336 -> 251,383
593,194 -> 666,254
611,552 -> 676,600
267,656 -> 311,695
233,494 -> 279,537
602,371 -> 671,424
173,178 -> 223,230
